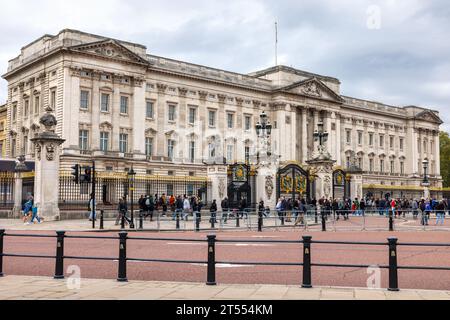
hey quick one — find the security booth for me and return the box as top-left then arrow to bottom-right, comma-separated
276,164 -> 311,202
332,169 -> 350,200
227,163 -> 252,209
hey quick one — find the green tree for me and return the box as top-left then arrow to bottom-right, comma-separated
440,131 -> 450,187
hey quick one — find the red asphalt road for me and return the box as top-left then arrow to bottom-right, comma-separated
2,228 -> 450,291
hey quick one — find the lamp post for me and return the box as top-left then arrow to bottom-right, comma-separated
313,122 -> 329,155
422,159 -> 430,200
255,111 -> 273,162
127,166 -> 136,229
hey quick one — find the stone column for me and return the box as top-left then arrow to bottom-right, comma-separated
350,172 -> 364,201
12,172 -> 23,217
31,107 -> 65,221
255,164 -> 277,209
301,107 -> 308,164
156,84 -> 168,157
207,165 -> 228,203
132,78 -> 146,159
307,159 -> 335,200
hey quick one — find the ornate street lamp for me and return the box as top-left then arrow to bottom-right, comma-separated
127,166 -> 136,229
422,158 -> 430,200
255,111 -> 273,161
422,159 -> 429,184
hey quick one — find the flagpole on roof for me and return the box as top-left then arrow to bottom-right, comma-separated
275,21 -> 278,66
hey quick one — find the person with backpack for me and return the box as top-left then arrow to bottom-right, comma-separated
22,195 -> 34,225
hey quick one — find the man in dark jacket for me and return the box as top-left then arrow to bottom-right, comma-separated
221,197 -> 230,223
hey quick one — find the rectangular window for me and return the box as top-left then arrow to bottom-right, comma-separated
227,145 -> 234,163
34,96 -> 40,114
346,156 -> 351,169
79,130 -> 89,151
167,184 -> 174,197
80,91 -> 89,110
145,137 -> 153,157
245,146 -> 250,163
358,157 -> 363,169
400,162 -> 404,175
400,138 -> 404,151
189,107 -> 196,124
120,96 -> 128,114
369,159 -> 374,172
346,130 -> 351,144
227,113 -> 234,129
369,133 -> 374,146
189,141 -> 195,163
358,131 -> 363,145
24,100 -> 29,118
23,135 -> 28,155
209,110 -> 216,127
12,105 -> 17,121
11,138 -> 16,158
168,139 -> 175,160
379,135 -> 384,148
390,161 -> 395,174
100,132 -> 109,152
101,93 -> 110,112
146,101 -> 154,119
208,143 -> 216,159
119,133 -> 128,153
50,89 -> 56,109
187,184 -> 194,197
245,116 -> 251,131
380,159 -> 385,173
390,136 -> 394,149
168,105 -> 176,121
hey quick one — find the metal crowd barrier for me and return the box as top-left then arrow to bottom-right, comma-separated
92,208 -> 448,233
1,229 -> 450,291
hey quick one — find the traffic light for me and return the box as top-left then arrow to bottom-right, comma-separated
71,164 -> 80,184
84,167 -> 92,183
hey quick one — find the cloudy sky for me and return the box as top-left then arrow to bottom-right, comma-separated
0,0 -> 449,131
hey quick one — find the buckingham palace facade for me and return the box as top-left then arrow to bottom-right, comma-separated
1,29 -> 444,209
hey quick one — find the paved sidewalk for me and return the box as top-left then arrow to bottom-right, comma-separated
0,276 -> 449,300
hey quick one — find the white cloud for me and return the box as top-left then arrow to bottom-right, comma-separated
0,0 -> 448,132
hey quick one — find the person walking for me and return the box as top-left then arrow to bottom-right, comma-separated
174,195 -> 183,221
436,201 -> 446,225
145,195 -> 154,221
30,204 -> 42,224
210,199 -> 218,224
115,197 -> 129,226
88,193 -> 96,221
239,198 -> 248,219
22,195 -> 33,225
221,197 -> 230,224
183,195 -> 191,221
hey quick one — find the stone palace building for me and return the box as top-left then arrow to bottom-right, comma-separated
1,29 -> 444,214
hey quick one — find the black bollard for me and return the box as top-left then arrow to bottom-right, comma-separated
322,214 -> 327,232
302,236 -> 312,288
389,212 -> 394,232
100,210 -> 104,230
388,237 -> 399,291
117,232 -> 128,282
315,210 -> 318,224
210,215 -> 215,229
0,229 -> 4,277
121,211 -> 126,229
281,213 -> 285,226
236,214 -> 240,228
195,214 -> 201,232
206,235 -> 217,286
54,231 -> 65,279
176,212 -> 180,230
258,212 -> 263,232
139,212 -> 144,230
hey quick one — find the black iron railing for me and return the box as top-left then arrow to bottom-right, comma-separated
1,229 -> 450,291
